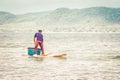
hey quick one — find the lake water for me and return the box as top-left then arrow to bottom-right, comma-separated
0,32 -> 120,80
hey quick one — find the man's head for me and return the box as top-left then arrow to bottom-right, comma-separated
38,30 -> 42,33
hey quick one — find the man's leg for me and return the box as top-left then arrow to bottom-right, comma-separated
34,41 -> 38,54
39,42 -> 44,55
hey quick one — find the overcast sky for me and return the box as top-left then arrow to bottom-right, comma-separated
0,0 -> 120,14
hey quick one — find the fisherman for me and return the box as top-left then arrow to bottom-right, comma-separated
34,30 -> 45,55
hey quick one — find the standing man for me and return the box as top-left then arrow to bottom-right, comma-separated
34,30 -> 44,55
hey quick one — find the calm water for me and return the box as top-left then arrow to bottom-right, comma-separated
0,32 -> 120,80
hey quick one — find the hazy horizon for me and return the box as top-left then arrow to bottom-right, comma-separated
0,0 -> 120,14
1,6 -> 120,15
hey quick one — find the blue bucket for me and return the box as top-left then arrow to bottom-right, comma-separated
28,47 -> 41,55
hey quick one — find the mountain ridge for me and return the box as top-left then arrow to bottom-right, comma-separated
0,7 -> 120,32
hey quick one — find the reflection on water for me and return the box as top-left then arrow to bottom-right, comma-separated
0,32 -> 120,80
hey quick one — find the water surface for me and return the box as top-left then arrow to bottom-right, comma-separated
0,32 -> 120,80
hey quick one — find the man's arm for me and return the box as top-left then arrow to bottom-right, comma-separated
34,33 -> 37,44
34,38 -> 35,44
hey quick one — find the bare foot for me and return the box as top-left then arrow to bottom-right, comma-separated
41,54 -> 47,56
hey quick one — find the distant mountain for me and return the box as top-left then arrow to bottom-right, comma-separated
0,11 -> 16,24
0,7 -> 120,32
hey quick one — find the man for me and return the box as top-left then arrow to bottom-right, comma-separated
34,30 -> 44,55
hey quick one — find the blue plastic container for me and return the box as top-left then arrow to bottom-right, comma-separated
28,47 -> 41,55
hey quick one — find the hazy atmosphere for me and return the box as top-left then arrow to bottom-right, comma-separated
0,0 -> 120,80
0,0 -> 120,14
